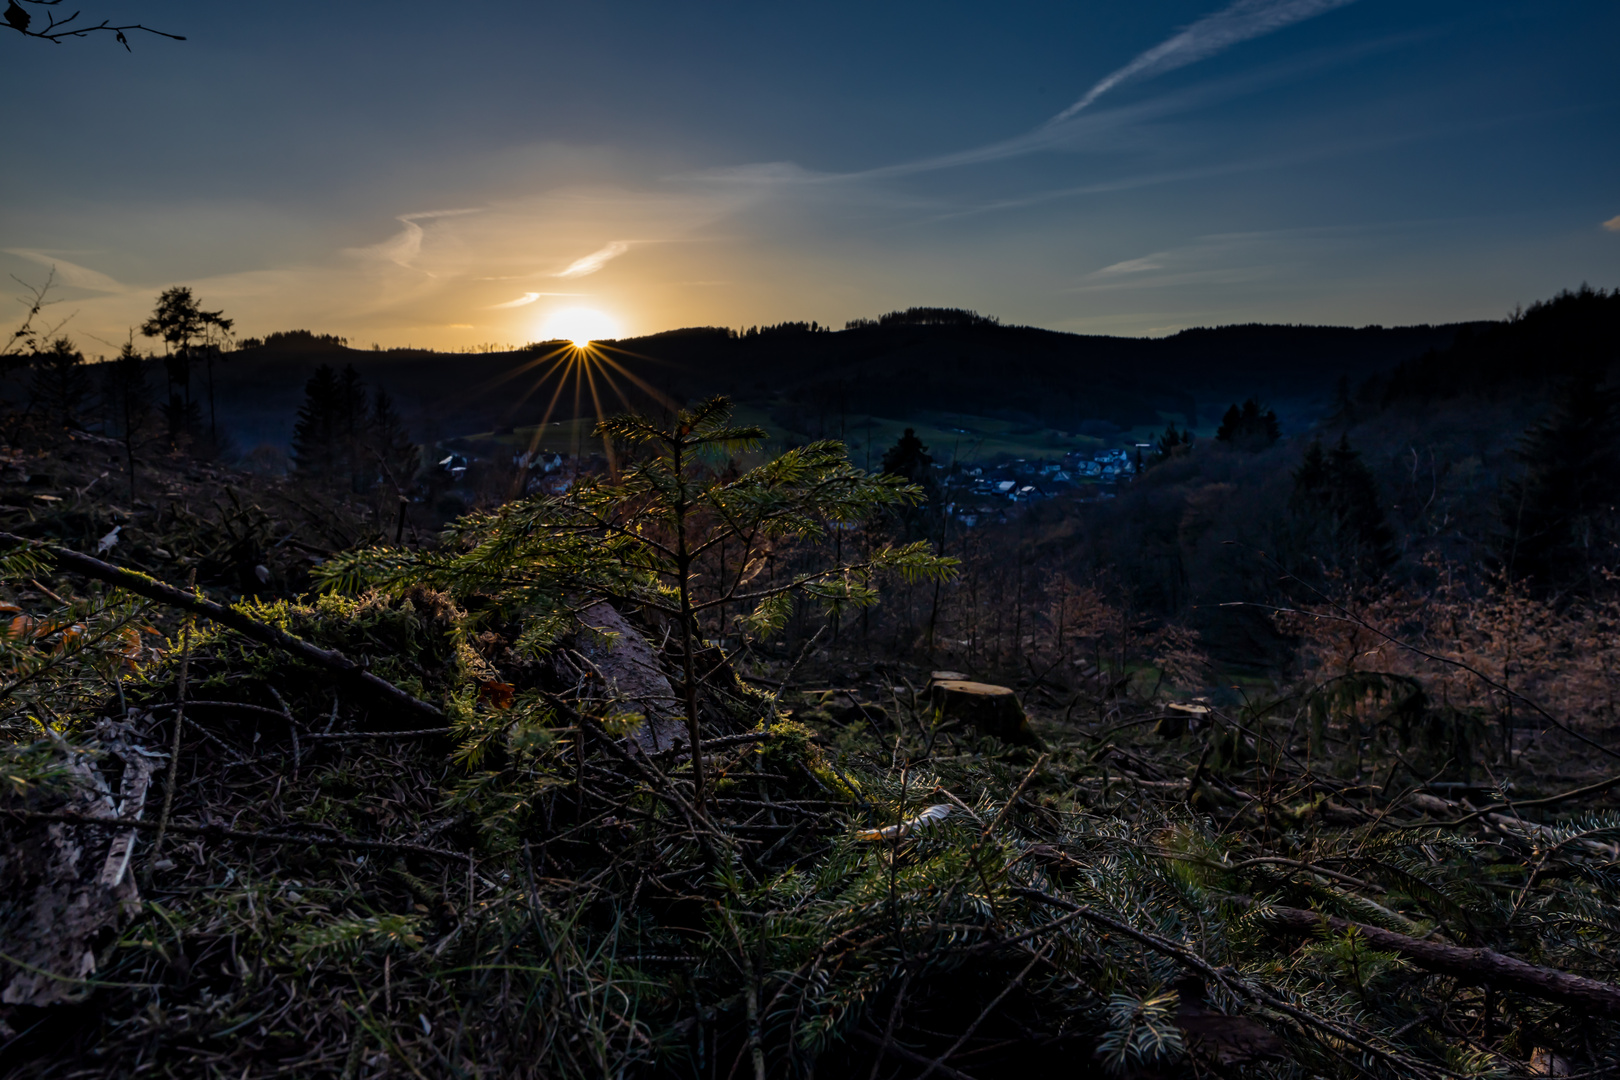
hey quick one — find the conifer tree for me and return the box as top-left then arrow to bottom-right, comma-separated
1497,371 -> 1620,595
28,336 -> 91,427
100,340 -> 153,503
879,427 -> 939,538
879,427 -> 933,483
1287,434 -> 1396,586
368,387 -> 417,495
140,286 -> 232,435
1215,398 -> 1281,449
336,364 -> 369,491
290,363 -> 341,482
1151,421 -> 1193,465
324,396 -> 955,812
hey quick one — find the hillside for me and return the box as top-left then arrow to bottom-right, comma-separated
4,380 -> 1620,1077
206,317 -> 1476,456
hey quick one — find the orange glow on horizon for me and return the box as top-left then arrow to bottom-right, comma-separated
538,306 -> 621,347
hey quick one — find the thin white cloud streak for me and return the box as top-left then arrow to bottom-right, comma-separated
4,249 -> 127,293
555,241 -> 631,278
1604,215 -> 1620,233
830,30 -> 1419,187
1050,0 -> 1358,124
1093,256 -> 1167,276
1063,223 -> 1453,297
491,292 -> 542,308
354,208 -> 483,269
487,291 -> 584,308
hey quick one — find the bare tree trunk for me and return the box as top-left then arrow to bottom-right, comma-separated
673,442 -> 706,817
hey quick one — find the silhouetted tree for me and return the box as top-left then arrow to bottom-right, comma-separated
1215,398 -> 1280,449
1,269 -> 66,365
1151,422 -> 1193,466
28,337 -> 91,427
1497,371 -> 1620,596
880,427 -> 937,540
100,339 -> 154,504
291,364 -> 342,483
1287,435 -> 1395,587
292,363 -> 376,489
141,286 -> 233,437
337,364 -> 369,491
368,388 -> 417,495
161,394 -> 203,447
880,428 -> 933,484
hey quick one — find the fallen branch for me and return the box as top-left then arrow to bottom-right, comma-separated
1250,900 -> 1620,1018
1014,885 -> 1452,1079
1407,772 -> 1620,830
4,809 -> 473,866
0,533 -> 444,725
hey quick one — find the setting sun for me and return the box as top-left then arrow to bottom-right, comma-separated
539,306 -> 621,346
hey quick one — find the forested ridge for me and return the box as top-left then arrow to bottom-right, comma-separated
1,289 -> 1619,1078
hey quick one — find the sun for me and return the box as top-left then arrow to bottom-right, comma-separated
539,306 -> 621,347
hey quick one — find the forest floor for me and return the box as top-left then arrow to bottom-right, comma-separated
3,423 -> 1619,1079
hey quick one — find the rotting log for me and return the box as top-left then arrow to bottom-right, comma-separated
1253,901 -> 1620,1017
0,533 -> 444,726
929,679 -> 1041,747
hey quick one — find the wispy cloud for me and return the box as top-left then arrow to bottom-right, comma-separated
843,29 -> 1412,186
354,208 -> 483,270
3,249 -> 127,293
1092,256 -> 1168,276
487,291 -> 585,309
555,241 -> 631,278
1604,215 -> 1620,233
1051,0 -> 1358,124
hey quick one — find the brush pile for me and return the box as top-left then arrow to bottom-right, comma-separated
3,411 -> 1620,1079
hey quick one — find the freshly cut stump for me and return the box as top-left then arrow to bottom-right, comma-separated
929,679 -> 1041,747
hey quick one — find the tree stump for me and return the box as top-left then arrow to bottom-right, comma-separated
928,679 -> 1040,747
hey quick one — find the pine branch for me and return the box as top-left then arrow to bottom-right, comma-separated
1,533 -> 445,724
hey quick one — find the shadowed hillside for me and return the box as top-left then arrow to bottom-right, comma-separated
209,316 -> 1479,454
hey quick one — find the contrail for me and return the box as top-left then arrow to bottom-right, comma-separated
1050,0 -> 1357,124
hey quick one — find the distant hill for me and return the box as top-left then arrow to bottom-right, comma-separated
1376,285 -> 1620,405
213,316 -> 1481,452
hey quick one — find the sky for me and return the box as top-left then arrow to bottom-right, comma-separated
2,0 -> 1618,352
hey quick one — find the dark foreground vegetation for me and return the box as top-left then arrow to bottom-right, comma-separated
2,289 -> 1620,1079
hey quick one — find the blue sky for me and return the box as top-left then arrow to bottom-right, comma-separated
3,0 -> 1617,349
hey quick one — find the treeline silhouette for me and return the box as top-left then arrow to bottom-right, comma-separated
844,306 -> 1003,330
1373,285 -> 1620,404
239,329 -> 350,352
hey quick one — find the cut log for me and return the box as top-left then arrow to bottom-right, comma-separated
929,679 -> 1041,747
571,602 -> 685,754
1,733 -> 151,1007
